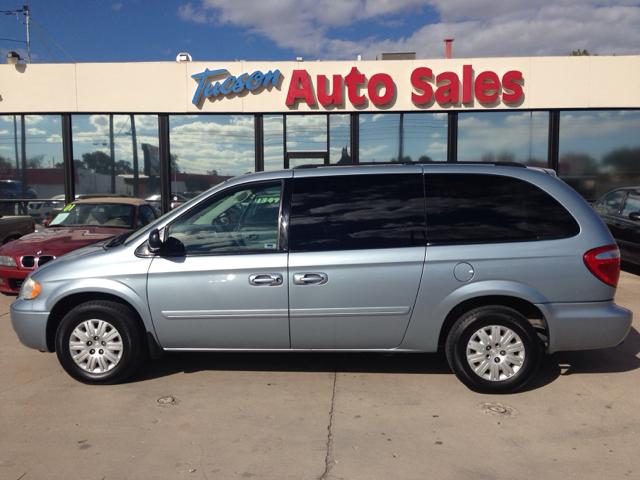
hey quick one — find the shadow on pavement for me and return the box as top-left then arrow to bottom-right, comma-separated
550,326 -> 640,376
131,327 -> 640,393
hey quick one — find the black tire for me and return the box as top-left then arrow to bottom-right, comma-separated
55,300 -> 147,385
445,306 -> 542,394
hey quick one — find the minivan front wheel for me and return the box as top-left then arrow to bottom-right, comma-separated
446,306 -> 541,394
55,301 -> 146,385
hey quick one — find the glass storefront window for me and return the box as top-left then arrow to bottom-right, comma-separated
169,115 -> 255,198
559,110 -> 640,201
359,113 -> 447,163
359,114 -> 400,163
72,115 -> 158,200
403,113 -> 448,162
330,115 -> 351,164
0,114 -> 64,217
264,115 -> 284,171
458,111 -> 548,166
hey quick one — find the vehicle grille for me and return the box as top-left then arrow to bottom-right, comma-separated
20,255 -> 56,268
9,278 -> 24,291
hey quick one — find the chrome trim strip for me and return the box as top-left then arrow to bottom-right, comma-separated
290,306 -> 410,317
162,309 -> 288,319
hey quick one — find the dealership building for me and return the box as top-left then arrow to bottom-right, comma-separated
1,54 -> 639,212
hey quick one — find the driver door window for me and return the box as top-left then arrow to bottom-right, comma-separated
167,181 -> 283,254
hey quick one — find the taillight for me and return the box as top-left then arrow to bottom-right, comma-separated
584,245 -> 621,287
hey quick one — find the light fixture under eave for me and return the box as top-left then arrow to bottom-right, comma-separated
6,52 -> 20,65
176,52 -> 193,62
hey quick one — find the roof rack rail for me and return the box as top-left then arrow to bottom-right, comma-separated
292,161 -> 526,169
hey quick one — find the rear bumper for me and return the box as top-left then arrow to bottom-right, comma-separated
540,300 -> 633,354
10,298 -> 51,352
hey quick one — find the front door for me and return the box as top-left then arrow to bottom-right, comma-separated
147,179 -> 290,349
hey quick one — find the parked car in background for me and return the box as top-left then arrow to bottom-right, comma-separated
0,197 -> 157,295
10,164 -> 631,393
28,195 -> 65,222
593,186 -> 640,265
0,215 -> 35,244
43,193 -> 132,226
0,180 -> 37,199
145,192 -> 195,212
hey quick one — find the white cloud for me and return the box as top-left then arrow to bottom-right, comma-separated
179,1 -> 640,59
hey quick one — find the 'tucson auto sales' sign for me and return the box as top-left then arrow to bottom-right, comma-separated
191,65 -> 524,108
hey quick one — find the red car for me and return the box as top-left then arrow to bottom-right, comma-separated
0,197 -> 157,295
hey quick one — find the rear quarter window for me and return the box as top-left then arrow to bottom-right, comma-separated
425,173 -> 580,245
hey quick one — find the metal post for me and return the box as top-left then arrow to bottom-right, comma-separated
13,116 -> 19,174
447,112 -> 458,162
254,114 -> 264,172
158,115 -> 171,215
61,114 -> 75,204
398,112 -> 404,162
350,113 -> 359,163
20,115 -> 27,213
109,115 -> 116,193
130,115 -> 139,197
548,110 -> 560,172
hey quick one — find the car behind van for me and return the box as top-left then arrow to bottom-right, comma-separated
10,163 -> 632,393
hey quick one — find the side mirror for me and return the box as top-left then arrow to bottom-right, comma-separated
148,228 -> 163,252
629,211 -> 640,222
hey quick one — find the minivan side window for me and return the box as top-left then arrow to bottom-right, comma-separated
167,181 -> 283,254
424,173 -> 580,245
289,173 -> 425,252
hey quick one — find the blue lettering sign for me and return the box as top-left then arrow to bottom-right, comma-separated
191,68 -> 281,105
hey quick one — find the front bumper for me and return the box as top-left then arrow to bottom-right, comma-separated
540,300 -> 633,354
10,298 -> 51,352
0,267 -> 29,294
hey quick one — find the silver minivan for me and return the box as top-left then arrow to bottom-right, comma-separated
11,164 -> 632,393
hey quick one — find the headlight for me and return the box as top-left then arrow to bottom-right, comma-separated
0,255 -> 17,267
19,277 -> 41,300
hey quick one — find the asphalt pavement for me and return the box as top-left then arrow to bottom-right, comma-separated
1,268 -> 639,480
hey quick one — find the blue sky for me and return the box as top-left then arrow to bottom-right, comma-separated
1,1 -> 639,64
1,1 -> 640,182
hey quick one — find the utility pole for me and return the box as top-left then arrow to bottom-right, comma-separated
24,5 -> 31,63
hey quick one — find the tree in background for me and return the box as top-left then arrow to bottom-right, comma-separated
0,155 -> 13,169
570,49 -> 591,56
602,147 -> 640,175
26,154 -> 45,169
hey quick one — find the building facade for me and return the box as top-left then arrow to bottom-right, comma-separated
1,55 -> 639,213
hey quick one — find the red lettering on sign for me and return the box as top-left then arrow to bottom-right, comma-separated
462,65 -> 473,103
435,71 -> 459,103
285,70 -> 316,105
344,67 -> 366,105
502,70 -> 523,103
317,75 -> 343,105
410,67 -> 434,104
368,73 -> 394,105
474,71 -> 501,103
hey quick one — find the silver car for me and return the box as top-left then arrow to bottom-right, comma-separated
10,164 -> 632,393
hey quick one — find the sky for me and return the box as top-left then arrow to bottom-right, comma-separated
1,1 -> 640,190
0,0 -> 639,64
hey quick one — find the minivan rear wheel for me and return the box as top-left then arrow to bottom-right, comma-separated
55,301 -> 147,385
446,306 -> 541,394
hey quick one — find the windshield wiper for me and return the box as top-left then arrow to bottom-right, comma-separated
104,230 -> 134,249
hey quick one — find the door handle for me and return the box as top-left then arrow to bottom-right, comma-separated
293,273 -> 328,285
249,274 -> 283,286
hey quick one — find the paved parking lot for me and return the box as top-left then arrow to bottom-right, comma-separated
1,270 -> 639,480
